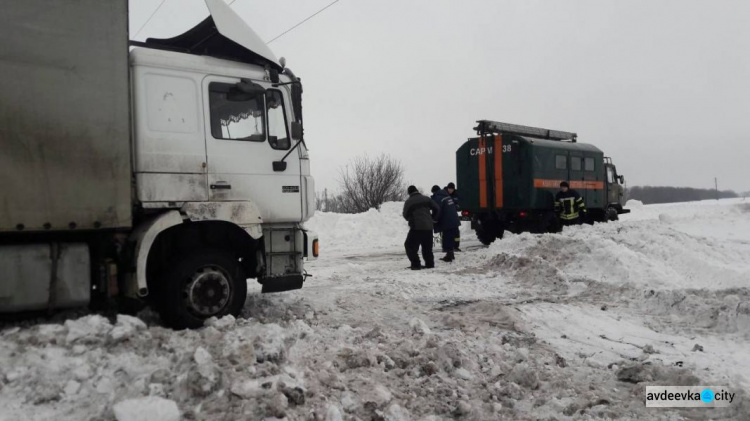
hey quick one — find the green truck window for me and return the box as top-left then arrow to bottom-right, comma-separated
585,157 -> 595,171
556,155 -> 567,170
571,157 -> 581,171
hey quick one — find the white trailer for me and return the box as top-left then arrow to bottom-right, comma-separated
0,0 -> 318,328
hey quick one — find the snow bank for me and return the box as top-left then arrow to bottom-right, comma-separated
304,202 -> 408,253
304,201 -> 473,254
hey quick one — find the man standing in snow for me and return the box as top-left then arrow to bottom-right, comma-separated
431,185 -> 460,262
403,186 -> 440,270
445,182 -> 462,251
555,181 -> 587,226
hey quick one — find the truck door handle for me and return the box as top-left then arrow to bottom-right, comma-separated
210,183 -> 231,190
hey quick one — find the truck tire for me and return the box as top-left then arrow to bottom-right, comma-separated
475,222 -> 502,245
156,250 -> 247,329
606,207 -> 619,221
476,228 -> 495,245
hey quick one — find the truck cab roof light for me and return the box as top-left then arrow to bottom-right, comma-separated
474,120 -> 577,142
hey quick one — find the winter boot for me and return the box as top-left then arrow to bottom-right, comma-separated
440,251 -> 455,262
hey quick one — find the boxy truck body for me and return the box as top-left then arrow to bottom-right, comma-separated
0,0 -> 318,328
456,121 -> 628,244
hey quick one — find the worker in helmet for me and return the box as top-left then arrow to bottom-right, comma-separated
555,181 -> 587,226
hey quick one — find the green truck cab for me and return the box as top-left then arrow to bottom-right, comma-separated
456,120 -> 629,245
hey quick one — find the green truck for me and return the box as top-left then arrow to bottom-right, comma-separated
456,120 -> 629,244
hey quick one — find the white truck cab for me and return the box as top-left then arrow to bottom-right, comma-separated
0,0 -> 317,328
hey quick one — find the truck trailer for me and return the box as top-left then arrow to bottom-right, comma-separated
0,0 -> 318,328
457,120 -> 629,245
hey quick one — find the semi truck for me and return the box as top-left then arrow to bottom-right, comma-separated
0,0 -> 318,328
457,120 -> 629,245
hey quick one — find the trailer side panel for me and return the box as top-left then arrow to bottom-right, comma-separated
0,0 -> 131,232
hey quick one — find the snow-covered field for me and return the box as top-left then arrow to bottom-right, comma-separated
1,198 -> 749,420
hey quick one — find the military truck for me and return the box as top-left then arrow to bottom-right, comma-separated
0,0 -> 318,328
456,120 -> 629,244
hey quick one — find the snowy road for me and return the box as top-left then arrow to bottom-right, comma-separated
1,199 -> 749,420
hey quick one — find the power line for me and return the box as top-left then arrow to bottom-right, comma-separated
134,0 -> 168,39
267,0 -> 342,44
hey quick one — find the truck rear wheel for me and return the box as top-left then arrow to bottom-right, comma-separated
156,250 -> 247,329
475,220 -> 502,245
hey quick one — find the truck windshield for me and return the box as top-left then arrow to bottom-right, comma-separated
209,82 -> 265,141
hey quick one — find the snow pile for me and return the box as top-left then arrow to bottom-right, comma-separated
624,199 -> 644,208
304,201 -> 473,254
2,197 -> 750,420
304,202 -> 408,253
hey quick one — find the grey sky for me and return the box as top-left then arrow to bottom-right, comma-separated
130,0 -> 750,193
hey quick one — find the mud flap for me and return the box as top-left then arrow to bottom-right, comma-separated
261,274 -> 304,293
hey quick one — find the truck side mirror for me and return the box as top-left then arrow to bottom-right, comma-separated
273,161 -> 287,172
291,121 -> 303,141
619,175 -> 625,184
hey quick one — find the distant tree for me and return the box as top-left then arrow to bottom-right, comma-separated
315,188 -> 347,213
338,154 -> 408,213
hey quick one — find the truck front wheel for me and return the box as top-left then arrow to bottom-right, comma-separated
156,250 -> 247,329
606,207 -> 619,221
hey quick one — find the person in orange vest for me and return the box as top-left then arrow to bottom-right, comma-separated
555,181 -> 587,226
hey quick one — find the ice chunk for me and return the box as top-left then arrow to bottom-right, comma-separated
65,315 -> 112,344
204,315 -> 236,329
113,396 -> 180,421
110,315 -> 147,342
325,404 -> 343,421
409,317 -> 431,335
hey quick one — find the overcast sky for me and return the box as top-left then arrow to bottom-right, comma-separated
130,0 -> 750,193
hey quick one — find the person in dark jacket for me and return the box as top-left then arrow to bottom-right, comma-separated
555,181 -> 587,226
403,186 -> 440,270
445,182 -> 462,251
431,185 -> 460,262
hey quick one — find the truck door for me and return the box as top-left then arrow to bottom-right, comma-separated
202,76 -> 302,222
606,165 -> 621,205
569,152 -> 584,203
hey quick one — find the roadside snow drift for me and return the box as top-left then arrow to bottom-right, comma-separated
2,198 -> 749,420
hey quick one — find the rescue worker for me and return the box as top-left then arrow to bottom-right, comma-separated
445,182 -> 462,251
555,181 -> 587,226
403,186 -> 440,270
431,185 -> 460,262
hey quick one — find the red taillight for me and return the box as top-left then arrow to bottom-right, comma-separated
519,211 -> 528,218
461,210 -> 470,217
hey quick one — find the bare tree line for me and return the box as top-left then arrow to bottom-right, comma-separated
316,154 -> 409,214
626,186 -> 739,204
